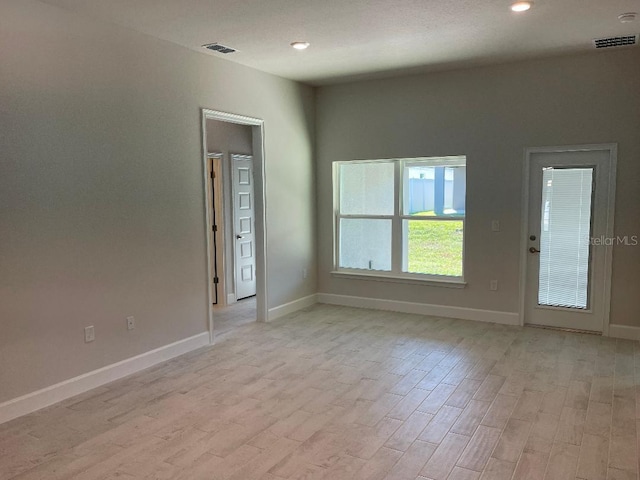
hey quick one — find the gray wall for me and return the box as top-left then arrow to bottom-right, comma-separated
316,48 -> 640,326
206,120 -> 253,300
0,0 -> 316,403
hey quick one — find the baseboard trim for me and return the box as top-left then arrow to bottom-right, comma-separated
226,293 -> 237,305
0,331 -> 210,425
268,294 -> 318,321
608,324 -> 640,341
317,293 -> 520,326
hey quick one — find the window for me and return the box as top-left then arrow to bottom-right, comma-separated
334,156 -> 466,282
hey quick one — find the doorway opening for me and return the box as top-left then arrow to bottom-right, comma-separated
201,109 -> 268,342
519,144 -> 617,334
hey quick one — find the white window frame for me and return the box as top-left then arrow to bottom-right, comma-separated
332,156 -> 467,287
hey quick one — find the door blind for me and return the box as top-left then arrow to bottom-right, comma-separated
538,167 -> 594,309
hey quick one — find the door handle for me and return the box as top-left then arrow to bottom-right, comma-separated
529,247 -> 540,254
236,235 -> 244,239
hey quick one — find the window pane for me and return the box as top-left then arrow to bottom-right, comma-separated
404,164 -> 466,216
403,220 -> 464,276
340,162 -> 394,215
538,168 -> 593,309
339,218 -> 392,271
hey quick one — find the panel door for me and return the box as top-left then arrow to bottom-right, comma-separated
231,154 -> 256,300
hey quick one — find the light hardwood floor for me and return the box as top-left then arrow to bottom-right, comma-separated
212,296 -> 257,337
1,304 -> 638,480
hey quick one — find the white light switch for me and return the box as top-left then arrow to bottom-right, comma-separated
84,325 -> 95,343
491,220 -> 500,232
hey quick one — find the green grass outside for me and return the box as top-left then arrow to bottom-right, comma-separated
407,211 -> 464,276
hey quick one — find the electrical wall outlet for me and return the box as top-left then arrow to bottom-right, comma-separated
491,220 -> 500,232
84,325 -> 95,343
126,316 -> 135,331
490,280 -> 499,291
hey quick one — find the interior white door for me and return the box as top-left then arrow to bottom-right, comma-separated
231,154 -> 257,300
524,147 -> 614,332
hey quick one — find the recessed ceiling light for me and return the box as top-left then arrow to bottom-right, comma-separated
618,12 -> 637,23
511,1 -> 532,12
290,41 -> 310,50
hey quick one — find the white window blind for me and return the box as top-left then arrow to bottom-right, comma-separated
338,162 -> 394,271
538,167 -> 593,309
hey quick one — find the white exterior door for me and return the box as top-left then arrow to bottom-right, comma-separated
231,154 -> 256,300
524,146 -> 615,332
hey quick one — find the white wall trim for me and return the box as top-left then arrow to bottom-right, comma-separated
330,270 -> 467,288
268,294 -> 318,321
0,332 -> 210,425
608,325 -> 640,341
317,293 -> 520,326
226,293 -> 237,305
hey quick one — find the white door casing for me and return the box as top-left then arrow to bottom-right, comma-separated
201,108 -> 268,344
521,145 -> 616,333
231,154 -> 257,300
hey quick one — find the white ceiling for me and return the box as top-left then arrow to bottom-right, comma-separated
41,0 -> 640,85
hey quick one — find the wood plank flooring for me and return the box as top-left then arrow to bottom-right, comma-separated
212,296 -> 256,337
1,304 -> 639,479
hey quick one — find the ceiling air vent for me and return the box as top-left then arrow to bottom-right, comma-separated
202,43 -> 237,54
592,34 -> 638,49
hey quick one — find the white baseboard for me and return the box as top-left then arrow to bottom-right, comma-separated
0,332 -> 210,425
608,324 -> 640,341
226,293 -> 236,305
317,293 -> 520,326
268,294 -> 318,321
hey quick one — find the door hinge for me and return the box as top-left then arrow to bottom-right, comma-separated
212,225 -> 217,232
210,170 -> 215,179
213,277 -> 219,284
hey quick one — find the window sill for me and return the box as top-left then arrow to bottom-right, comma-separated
330,270 -> 467,288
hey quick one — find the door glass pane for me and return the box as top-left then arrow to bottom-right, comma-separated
538,167 -> 593,309
339,218 -> 392,271
403,219 -> 464,276
403,164 -> 466,217
339,162 -> 394,215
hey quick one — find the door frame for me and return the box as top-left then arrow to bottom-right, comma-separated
207,152 -> 225,306
201,109 -> 269,344
518,143 -> 617,334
